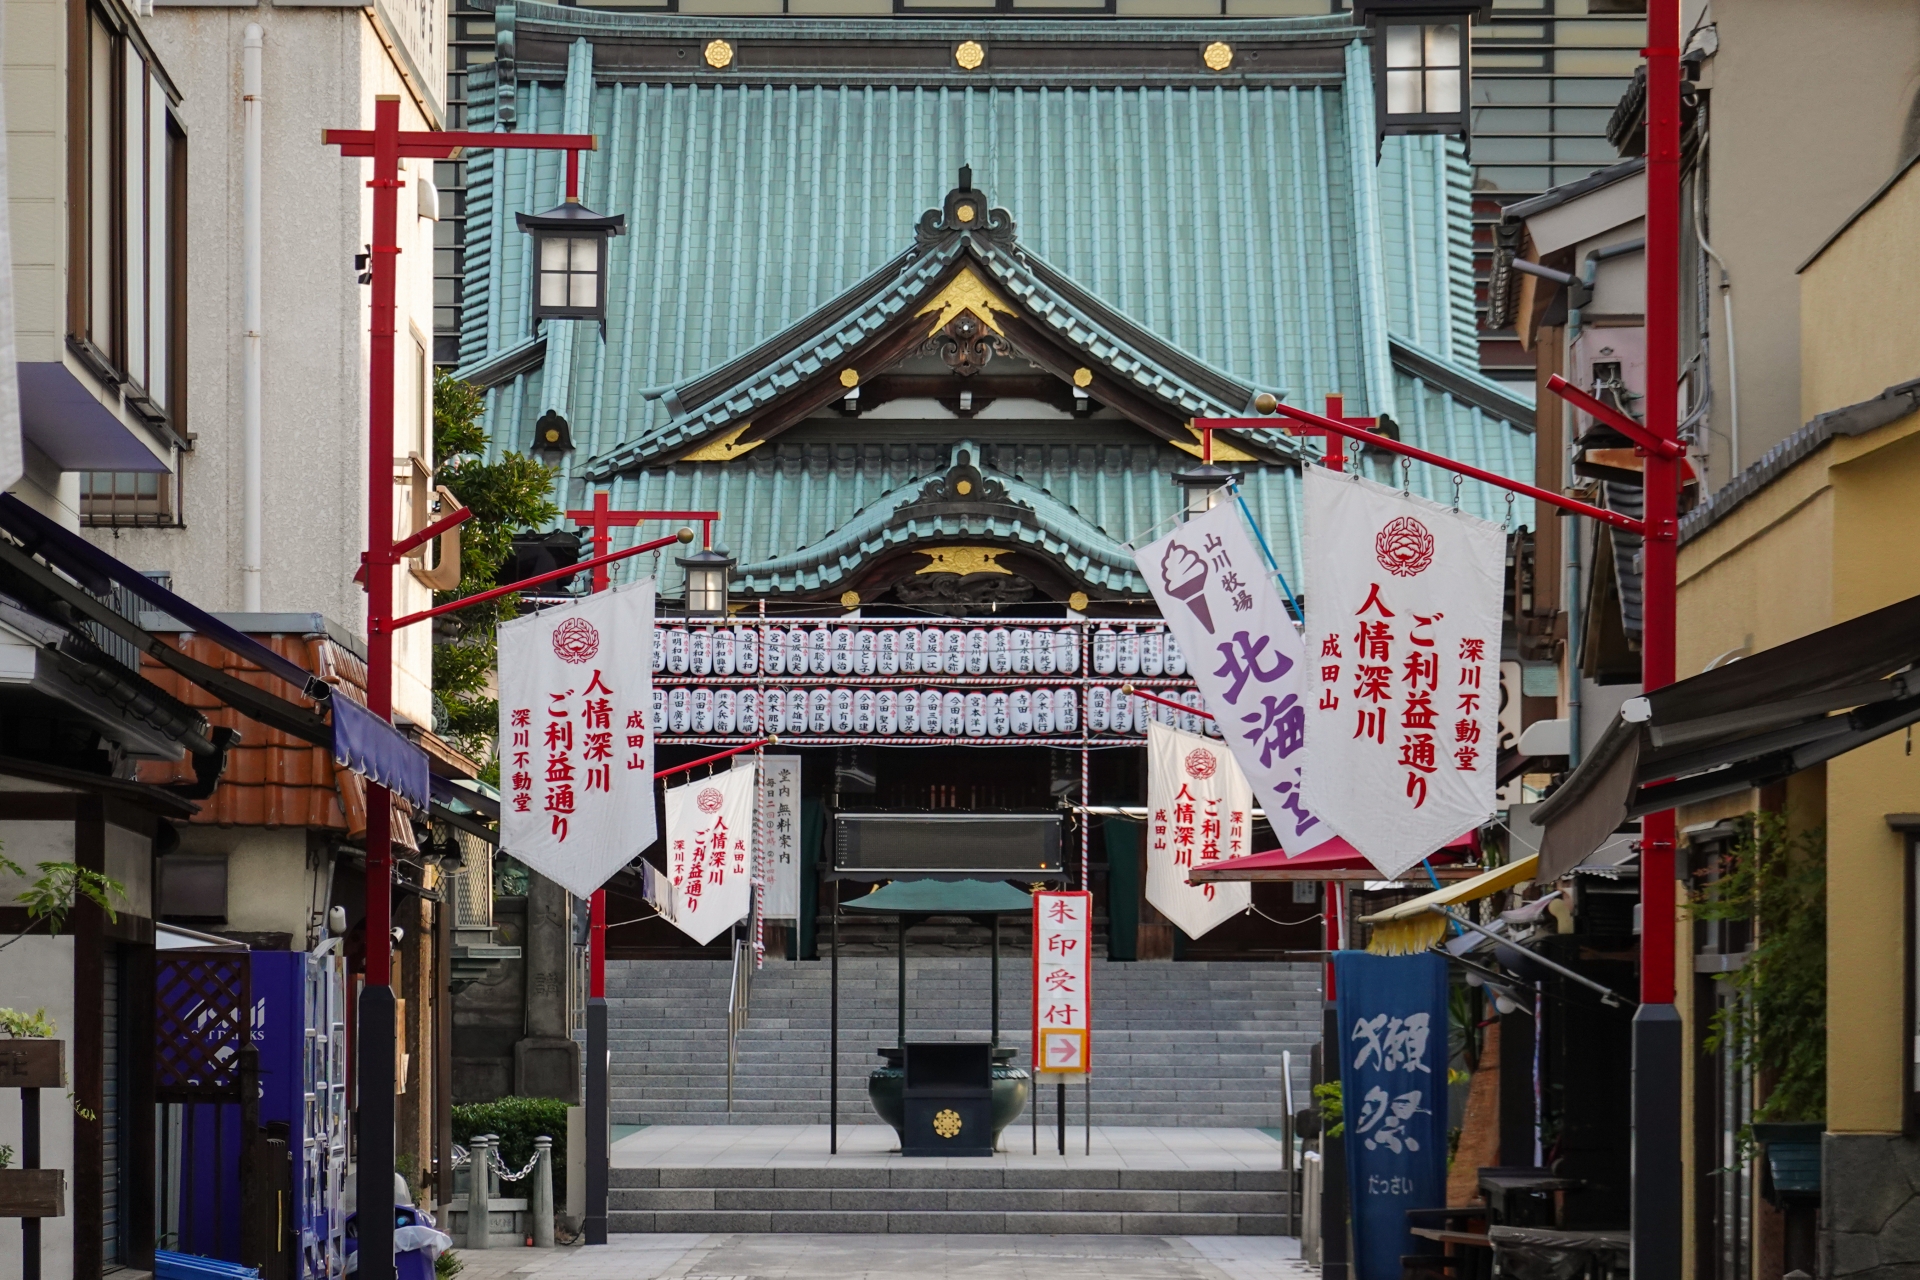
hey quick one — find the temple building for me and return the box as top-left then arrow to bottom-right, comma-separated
454,6 -> 1535,964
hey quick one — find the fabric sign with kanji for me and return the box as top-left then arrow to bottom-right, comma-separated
497,579 -> 657,898
1144,722 -> 1253,938
1032,890 -> 1092,1075
662,766 -> 756,946
1137,502 -> 1324,853
1302,469 -> 1504,877
757,754 -> 803,919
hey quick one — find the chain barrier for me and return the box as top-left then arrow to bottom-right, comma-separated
445,1140 -> 546,1182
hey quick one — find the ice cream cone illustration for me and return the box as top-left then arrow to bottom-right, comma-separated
1160,541 -> 1215,633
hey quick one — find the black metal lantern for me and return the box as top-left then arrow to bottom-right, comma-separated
1172,462 -> 1242,520
676,545 -> 737,617
516,200 -> 627,322
1353,0 -> 1491,143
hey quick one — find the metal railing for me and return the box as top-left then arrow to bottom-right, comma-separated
448,830 -> 495,930
725,935 -> 753,1111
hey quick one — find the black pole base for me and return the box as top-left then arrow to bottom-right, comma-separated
585,998 -> 609,1245
1632,1002 -> 1683,1280
357,986 -> 397,1280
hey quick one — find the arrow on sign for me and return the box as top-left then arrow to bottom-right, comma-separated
1052,1040 -> 1079,1063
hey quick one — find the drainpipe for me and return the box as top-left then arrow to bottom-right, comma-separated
241,25 -> 264,611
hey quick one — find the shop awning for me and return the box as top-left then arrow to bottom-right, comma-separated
1531,591 -> 1920,879
0,494 -> 430,808
1188,832 -> 1476,883
841,878 -> 1035,917
1359,855 -> 1540,955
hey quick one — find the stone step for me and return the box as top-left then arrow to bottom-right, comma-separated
607,1209 -> 1287,1234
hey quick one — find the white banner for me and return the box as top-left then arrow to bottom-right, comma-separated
757,754 -> 803,919
1301,468 -> 1505,877
1137,503 -> 1326,853
1032,890 -> 1092,1075
663,766 -> 756,945
1145,722 -> 1253,939
498,581 -> 657,898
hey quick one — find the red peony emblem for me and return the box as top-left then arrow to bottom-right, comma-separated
696,787 -> 725,814
551,617 -> 601,664
1375,516 -> 1436,578
1184,748 -> 1218,779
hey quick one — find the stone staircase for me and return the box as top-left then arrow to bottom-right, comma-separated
607,1163 -> 1291,1235
607,957 -> 1321,1128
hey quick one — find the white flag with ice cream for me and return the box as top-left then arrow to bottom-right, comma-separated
497,580 -> 657,898
1301,468 -> 1505,877
1145,722 -> 1253,939
1136,502 -> 1326,853
662,766 -> 756,945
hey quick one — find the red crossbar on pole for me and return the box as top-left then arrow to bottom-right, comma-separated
655,739 -> 778,781
390,501 -> 472,560
1192,410 -> 1647,535
388,529 -> 692,629
1119,684 -> 1215,721
1544,375 -> 1686,460
321,129 -> 598,159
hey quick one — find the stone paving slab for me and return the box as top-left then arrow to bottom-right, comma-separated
612,1124 -> 1287,1172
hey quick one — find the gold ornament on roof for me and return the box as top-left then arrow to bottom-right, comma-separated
955,40 -> 985,70
1068,591 -> 1089,612
933,1109 -> 963,1139
1072,367 -> 1093,388
1202,41 -> 1234,72
704,39 -> 735,69
840,590 -> 862,608
840,368 -> 860,388
916,266 -> 1015,338
681,423 -> 764,463
917,546 -> 1012,577
955,203 -> 976,223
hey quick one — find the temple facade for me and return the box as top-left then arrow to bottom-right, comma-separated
456,5 -> 1535,959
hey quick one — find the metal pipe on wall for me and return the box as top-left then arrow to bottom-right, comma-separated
240,24 -> 264,610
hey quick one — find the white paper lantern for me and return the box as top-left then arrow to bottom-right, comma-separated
760,627 -> 784,675
1116,627 -> 1140,676
965,629 -> 988,676
737,689 -> 760,735
689,628 -> 713,676
988,627 -> 1011,674
854,688 -> 875,734
1057,627 -> 1080,674
809,688 -> 832,735
878,629 -> 899,676
1139,628 -> 1163,677
1033,628 -> 1057,675
899,627 -> 920,673
899,689 -> 921,735
1009,629 -> 1033,674
1108,687 -> 1132,734
832,687 -> 855,734
830,627 -> 854,676
690,687 -> 714,734
787,688 -> 809,735
877,690 -> 899,736
1164,632 -> 1186,676
1085,685 -> 1109,732
714,687 -> 736,734
922,690 -> 944,735
1057,687 -> 1079,732
652,687 -> 667,733
941,691 -> 965,737
787,627 -> 808,675
666,627 -> 689,674
986,691 -> 1010,737
652,628 -> 666,673
1009,689 -> 1032,735
964,692 -> 988,737
1182,689 -> 1206,735
1033,688 -> 1054,735
809,625 -> 832,675
669,686 -> 691,734
736,626 -> 759,675
943,630 -> 966,676
713,627 -> 736,676
855,629 -> 877,677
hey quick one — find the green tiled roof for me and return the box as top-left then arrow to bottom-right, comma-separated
457,8 -> 1534,601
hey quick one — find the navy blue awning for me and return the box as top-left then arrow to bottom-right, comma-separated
0,494 -> 431,809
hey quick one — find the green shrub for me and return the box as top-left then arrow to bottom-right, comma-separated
452,1097 -> 569,1209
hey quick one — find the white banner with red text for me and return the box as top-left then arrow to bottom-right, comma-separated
1144,722 -> 1254,939
662,765 -> 757,946
497,580 -> 658,898
1301,468 -> 1504,878
1032,890 -> 1092,1075
1137,502 -> 1326,853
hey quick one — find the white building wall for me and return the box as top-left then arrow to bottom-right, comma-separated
101,3 -> 442,726
0,936 -> 75,1280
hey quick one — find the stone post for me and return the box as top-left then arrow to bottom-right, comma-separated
466,1135 -> 491,1250
531,1137 -> 555,1248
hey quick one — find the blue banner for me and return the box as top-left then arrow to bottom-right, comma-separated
1334,951 -> 1450,1280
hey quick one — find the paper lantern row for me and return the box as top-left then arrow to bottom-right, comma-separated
651,685 -> 1219,739
651,623 -> 1189,679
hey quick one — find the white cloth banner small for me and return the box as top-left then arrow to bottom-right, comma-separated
1145,722 -> 1253,939
663,766 -> 756,945
1301,468 -> 1505,877
757,754 -> 803,919
497,580 -> 657,898
1137,503 -> 1325,853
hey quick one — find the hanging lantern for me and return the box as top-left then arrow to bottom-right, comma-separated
1352,0 -> 1491,143
518,199 -> 627,322
1172,461 -> 1243,519
675,546 -> 736,618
